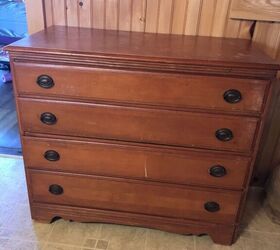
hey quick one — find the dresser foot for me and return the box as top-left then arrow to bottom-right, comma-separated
208,227 -> 238,246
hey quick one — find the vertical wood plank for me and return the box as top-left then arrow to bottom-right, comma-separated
198,0 -> 216,36
157,0 -> 174,34
92,0 -> 105,29
238,20 -> 253,39
78,0 -> 92,27
253,22 -> 280,59
44,0 -> 54,28
119,0 -> 132,31
25,0 -> 45,34
52,0 -> 67,25
145,0 -> 160,33
211,0 -> 230,37
184,0 -> 202,35
224,19 -> 240,38
131,0 -> 146,32
224,0 -> 241,38
171,0 -> 188,35
105,0 -> 119,30
66,0 -> 79,27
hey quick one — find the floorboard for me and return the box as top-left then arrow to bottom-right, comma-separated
0,70 -> 21,153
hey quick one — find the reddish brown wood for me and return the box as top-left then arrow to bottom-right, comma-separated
22,136 -> 250,190
18,98 -> 258,153
28,169 -> 242,224
13,62 -> 269,114
6,26 -> 279,70
30,202 -> 237,245
6,26 -> 279,245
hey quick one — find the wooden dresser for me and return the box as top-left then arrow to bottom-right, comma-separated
7,26 -> 279,245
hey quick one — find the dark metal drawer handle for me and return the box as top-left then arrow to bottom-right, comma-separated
204,201 -> 220,212
40,112 -> 57,125
215,128 -> 233,142
209,165 -> 227,177
223,89 -> 242,104
37,75 -> 54,89
44,150 -> 60,161
49,184 -> 63,195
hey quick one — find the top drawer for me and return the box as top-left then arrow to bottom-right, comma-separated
13,62 -> 268,114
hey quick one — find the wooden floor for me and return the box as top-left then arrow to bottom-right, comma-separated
0,71 -> 21,154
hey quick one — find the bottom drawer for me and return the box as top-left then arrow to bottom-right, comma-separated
28,170 -> 242,224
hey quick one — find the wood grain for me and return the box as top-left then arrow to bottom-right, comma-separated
7,24 -> 279,245
92,0 -> 105,29
25,0 -> 45,34
28,169 -> 242,224
52,0 -> 67,26
13,62 -> 269,114
230,0 -> 280,22
18,98 -> 259,153
78,0 -> 92,28
22,136 -> 250,189
66,0 -> 79,27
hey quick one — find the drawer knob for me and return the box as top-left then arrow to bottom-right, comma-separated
209,165 -> 227,177
215,128 -> 233,142
40,112 -> 57,125
223,89 -> 242,104
37,75 -> 54,89
44,150 -> 60,161
49,184 -> 63,195
204,201 -> 220,212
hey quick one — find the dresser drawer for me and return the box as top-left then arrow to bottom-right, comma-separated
19,98 -> 258,153
23,137 -> 250,189
28,170 -> 242,224
13,62 -> 268,114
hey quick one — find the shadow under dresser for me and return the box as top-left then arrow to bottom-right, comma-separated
6,26 -> 280,245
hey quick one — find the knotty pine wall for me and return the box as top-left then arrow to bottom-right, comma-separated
40,0 -> 280,66
26,0 -> 280,185
43,0 -> 253,38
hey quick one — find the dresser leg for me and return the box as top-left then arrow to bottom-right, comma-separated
30,206 -> 60,224
208,226 -> 238,245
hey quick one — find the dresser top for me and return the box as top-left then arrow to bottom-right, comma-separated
6,25 -> 279,70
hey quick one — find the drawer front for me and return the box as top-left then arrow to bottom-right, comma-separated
29,170 -> 242,224
19,98 -> 258,153
23,137 -> 250,189
14,62 -> 268,113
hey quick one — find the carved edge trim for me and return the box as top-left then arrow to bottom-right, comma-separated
9,51 -> 277,79
31,202 -> 238,231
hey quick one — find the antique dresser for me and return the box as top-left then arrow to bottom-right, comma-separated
7,26 -> 279,245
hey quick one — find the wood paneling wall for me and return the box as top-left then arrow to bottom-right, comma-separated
26,0 -> 280,186
43,0 -> 253,38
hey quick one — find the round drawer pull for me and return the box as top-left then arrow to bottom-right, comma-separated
223,89 -> 242,104
49,184 -> 64,195
209,165 -> 227,177
40,112 -> 57,125
215,128 -> 233,142
204,201 -> 220,212
37,75 -> 54,89
44,150 -> 60,161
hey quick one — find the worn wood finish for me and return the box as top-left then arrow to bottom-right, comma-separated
13,62 -> 269,114
6,26 -> 279,245
8,26 -> 278,70
22,136 -> 250,190
18,98 -> 259,153
30,202 -> 238,245
28,169 -> 242,224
